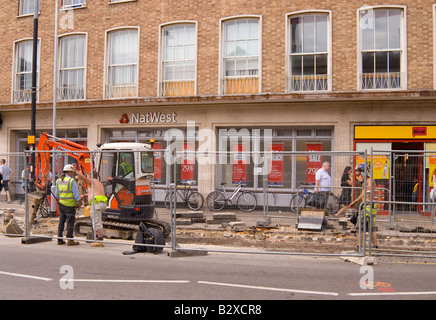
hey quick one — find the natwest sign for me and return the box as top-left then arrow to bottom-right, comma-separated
120,112 -> 177,124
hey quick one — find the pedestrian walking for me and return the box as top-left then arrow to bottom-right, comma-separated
0,159 -> 12,204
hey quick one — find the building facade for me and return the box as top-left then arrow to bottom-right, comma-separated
1,0 -> 436,201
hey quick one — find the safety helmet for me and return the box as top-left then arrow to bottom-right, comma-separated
63,164 -> 74,172
355,163 -> 369,177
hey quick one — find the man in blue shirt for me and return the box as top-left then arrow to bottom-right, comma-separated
0,159 -> 12,204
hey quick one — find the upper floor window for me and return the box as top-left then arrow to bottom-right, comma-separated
58,34 -> 86,100
110,0 -> 137,3
105,28 -> 139,99
19,0 -> 39,16
359,7 -> 405,90
13,39 -> 39,103
62,0 -> 86,9
160,23 -> 196,97
221,17 -> 260,94
287,12 -> 331,92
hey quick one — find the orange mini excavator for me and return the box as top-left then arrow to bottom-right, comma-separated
33,132 -> 170,238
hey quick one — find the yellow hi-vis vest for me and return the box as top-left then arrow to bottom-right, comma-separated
57,176 -> 76,207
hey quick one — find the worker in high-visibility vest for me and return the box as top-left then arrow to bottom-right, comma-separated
55,164 -> 82,246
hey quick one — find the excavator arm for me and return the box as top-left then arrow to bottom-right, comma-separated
35,132 -> 91,191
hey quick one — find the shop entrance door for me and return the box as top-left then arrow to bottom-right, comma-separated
391,142 -> 424,211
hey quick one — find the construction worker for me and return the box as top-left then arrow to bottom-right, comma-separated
75,168 -> 107,247
55,164 -> 82,246
119,153 -> 133,177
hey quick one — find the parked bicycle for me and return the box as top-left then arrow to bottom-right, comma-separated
164,181 -> 204,211
206,179 -> 257,212
290,185 -> 339,215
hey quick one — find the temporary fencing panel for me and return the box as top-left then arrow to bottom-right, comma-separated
1,148 -> 435,259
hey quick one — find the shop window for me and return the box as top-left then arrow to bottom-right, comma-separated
107,128 -> 198,186
218,127 -> 332,190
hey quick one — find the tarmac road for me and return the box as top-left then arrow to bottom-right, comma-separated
1,234 -> 436,307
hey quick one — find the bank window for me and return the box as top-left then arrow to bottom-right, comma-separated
105,28 -> 139,98
359,7 -> 405,90
13,40 -> 39,103
160,23 -> 196,97
222,17 -> 260,94
218,127 -> 332,190
59,34 -> 86,101
106,128 -> 199,186
288,12 -> 331,92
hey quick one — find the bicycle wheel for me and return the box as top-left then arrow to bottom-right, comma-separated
237,192 -> 257,212
187,192 -> 204,211
206,190 -> 226,211
290,194 -> 306,213
164,191 -> 177,209
326,194 -> 340,215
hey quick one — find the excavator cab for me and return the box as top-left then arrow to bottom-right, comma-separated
95,143 -> 155,223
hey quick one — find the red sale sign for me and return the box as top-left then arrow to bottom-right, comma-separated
232,144 -> 247,185
181,143 -> 195,182
306,143 -> 322,184
269,143 -> 284,186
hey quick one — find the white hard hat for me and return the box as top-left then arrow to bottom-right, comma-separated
63,164 -> 74,172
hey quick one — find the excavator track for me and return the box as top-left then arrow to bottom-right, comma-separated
74,217 -> 171,240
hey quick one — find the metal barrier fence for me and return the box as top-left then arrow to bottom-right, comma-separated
0,148 -> 435,259
171,150 -> 372,257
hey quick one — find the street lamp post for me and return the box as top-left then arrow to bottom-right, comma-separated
29,0 -> 39,192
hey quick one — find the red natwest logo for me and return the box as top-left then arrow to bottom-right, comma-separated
120,114 -> 129,124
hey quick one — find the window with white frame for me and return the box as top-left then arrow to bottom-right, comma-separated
59,34 -> 86,100
222,18 -> 260,94
160,23 -> 196,97
14,40 -> 39,103
106,28 -> 138,98
62,0 -> 86,8
359,7 -> 405,90
288,13 -> 330,92
19,0 -> 39,16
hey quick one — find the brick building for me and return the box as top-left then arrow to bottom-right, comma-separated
1,0 -> 436,200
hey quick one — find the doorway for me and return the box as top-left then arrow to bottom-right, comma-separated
391,142 -> 423,211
